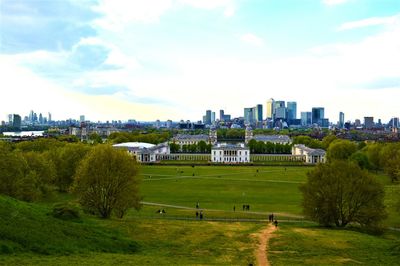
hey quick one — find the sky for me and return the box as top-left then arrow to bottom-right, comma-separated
1,0 -> 399,123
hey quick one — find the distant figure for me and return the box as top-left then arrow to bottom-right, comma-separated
162,209 -> 166,214
271,213 -> 274,222
233,205 -> 236,212
200,211 -> 203,220
156,209 -> 161,213
196,202 -> 199,209
242,205 -> 245,211
274,220 -> 278,228
268,214 -> 271,222
196,211 -> 199,218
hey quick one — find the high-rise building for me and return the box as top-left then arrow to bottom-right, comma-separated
211,112 -> 216,123
48,112 -> 52,123
287,102 -> 297,120
255,104 -> 263,122
203,110 -> 212,125
339,112 -> 345,128
39,113 -> 44,124
393,117 -> 399,128
301,112 -> 312,126
244,108 -> 254,124
12,114 -> 21,129
80,115 -> 85,123
275,107 -> 286,119
266,98 -> 275,119
312,107 -> 325,125
220,110 -> 225,121
364,117 -> 374,129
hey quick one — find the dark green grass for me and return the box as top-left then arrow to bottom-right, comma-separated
269,223 -> 400,265
0,195 -> 138,255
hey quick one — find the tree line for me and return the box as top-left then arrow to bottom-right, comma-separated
301,137 -> 400,232
169,141 -> 212,154
247,139 -> 292,154
0,139 -> 141,219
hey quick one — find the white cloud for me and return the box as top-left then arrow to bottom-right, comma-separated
93,0 -> 173,30
337,14 -> 400,31
322,0 -> 348,6
240,33 -> 264,47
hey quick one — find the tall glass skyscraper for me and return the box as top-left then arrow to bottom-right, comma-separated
312,107 -> 324,125
266,98 -> 274,119
287,102 -> 297,120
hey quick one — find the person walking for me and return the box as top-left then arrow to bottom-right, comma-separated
274,220 -> 278,228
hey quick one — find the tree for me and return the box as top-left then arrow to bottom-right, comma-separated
89,133 -> 103,144
379,143 -> 400,182
300,161 -> 386,228
321,135 -> 337,150
54,144 -> 91,192
169,142 -> 180,153
198,141 -> 208,153
326,139 -> 357,161
73,145 -> 141,218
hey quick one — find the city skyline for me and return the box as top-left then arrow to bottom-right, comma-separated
1,0 -> 400,121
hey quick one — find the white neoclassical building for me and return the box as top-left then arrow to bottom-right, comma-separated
113,142 -> 170,163
211,143 -> 250,164
292,144 -> 326,164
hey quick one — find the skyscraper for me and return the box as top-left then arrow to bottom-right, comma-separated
364,117 -> 374,129
255,104 -> 263,122
287,102 -> 297,120
219,110 -> 225,121
80,115 -> 85,123
312,107 -> 324,125
12,114 -> 21,129
301,112 -> 312,126
266,98 -> 275,119
244,108 -> 254,124
203,110 -> 212,125
211,112 -> 216,123
48,112 -> 52,123
339,112 -> 345,128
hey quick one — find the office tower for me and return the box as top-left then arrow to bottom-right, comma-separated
393,117 -> 399,128
355,119 -> 361,127
48,112 -> 52,122
80,115 -> 85,123
220,110 -> 225,121
266,98 -> 275,119
287,102 -> 297,120
39,113 -> 44,124
364,117 -> 374,129
339,112 -> 345,128
12,114 -> 21,129
205,110 -> 212,125
301,112 -> 312,126
275,107 -> 287,119
29,110 -> 34,122
312,107 -> 325,125
244,108 -> 254,124
211,112 -> 216,123
255,104 -> 263,122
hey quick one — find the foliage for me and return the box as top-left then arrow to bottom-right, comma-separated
326,139 -> 357,161
170,141 -> 212,154
73,145 -> 141,218
321,135 -> 337,150
108,131 -> 171,144
292,135 -> 323,149
49,143 -> 91,192
300,161 -> 387,228
15,138 -> 65,152
89,133 -> 103,144
350,151 -> 370,169
379,143 -> 400,182
217,129 -> 244,140
52,202 -> 81,220
247,139 -> 292,154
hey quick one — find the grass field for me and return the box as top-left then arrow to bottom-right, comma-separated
1,165 -> 399,265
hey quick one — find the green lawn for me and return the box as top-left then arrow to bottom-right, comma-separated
1,165 -> 399,265
269,223 -> 400,265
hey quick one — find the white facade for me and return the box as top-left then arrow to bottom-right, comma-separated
211,143 -> 250,164
292,144 -> 326,164
113,142 -> 170,163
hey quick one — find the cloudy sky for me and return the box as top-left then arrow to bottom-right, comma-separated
1,0 -> 399,123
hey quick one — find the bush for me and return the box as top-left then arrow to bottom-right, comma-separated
52,203 -> 81,221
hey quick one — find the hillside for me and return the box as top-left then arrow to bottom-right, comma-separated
0,195 -> 138,255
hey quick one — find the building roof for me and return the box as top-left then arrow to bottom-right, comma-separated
212,143 -> 249,151
294,144 -> 326,156
253,135 -> 291,143
174,134 -> 209,141
113,142 -> 156,149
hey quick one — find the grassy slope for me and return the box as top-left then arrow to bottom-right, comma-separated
0,195 -> 138,256
269,223 -> 400,265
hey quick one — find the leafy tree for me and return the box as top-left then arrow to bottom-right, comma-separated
89,133 -> 103,144
321,135 -> 337,150
15,138 -> 65,152
0,149 -> 28,198
54,144 -> 91,192
365,143 -> 383,171
169,142 -> 180,153
379,143 -> 400,182
350,151 -> 370,169
73,145 -> 141,219
300,161 -> 386,228
326,140 -> 357,161
198,141 -> 208,153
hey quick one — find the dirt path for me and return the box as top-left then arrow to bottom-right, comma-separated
256,224 -> 277,266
